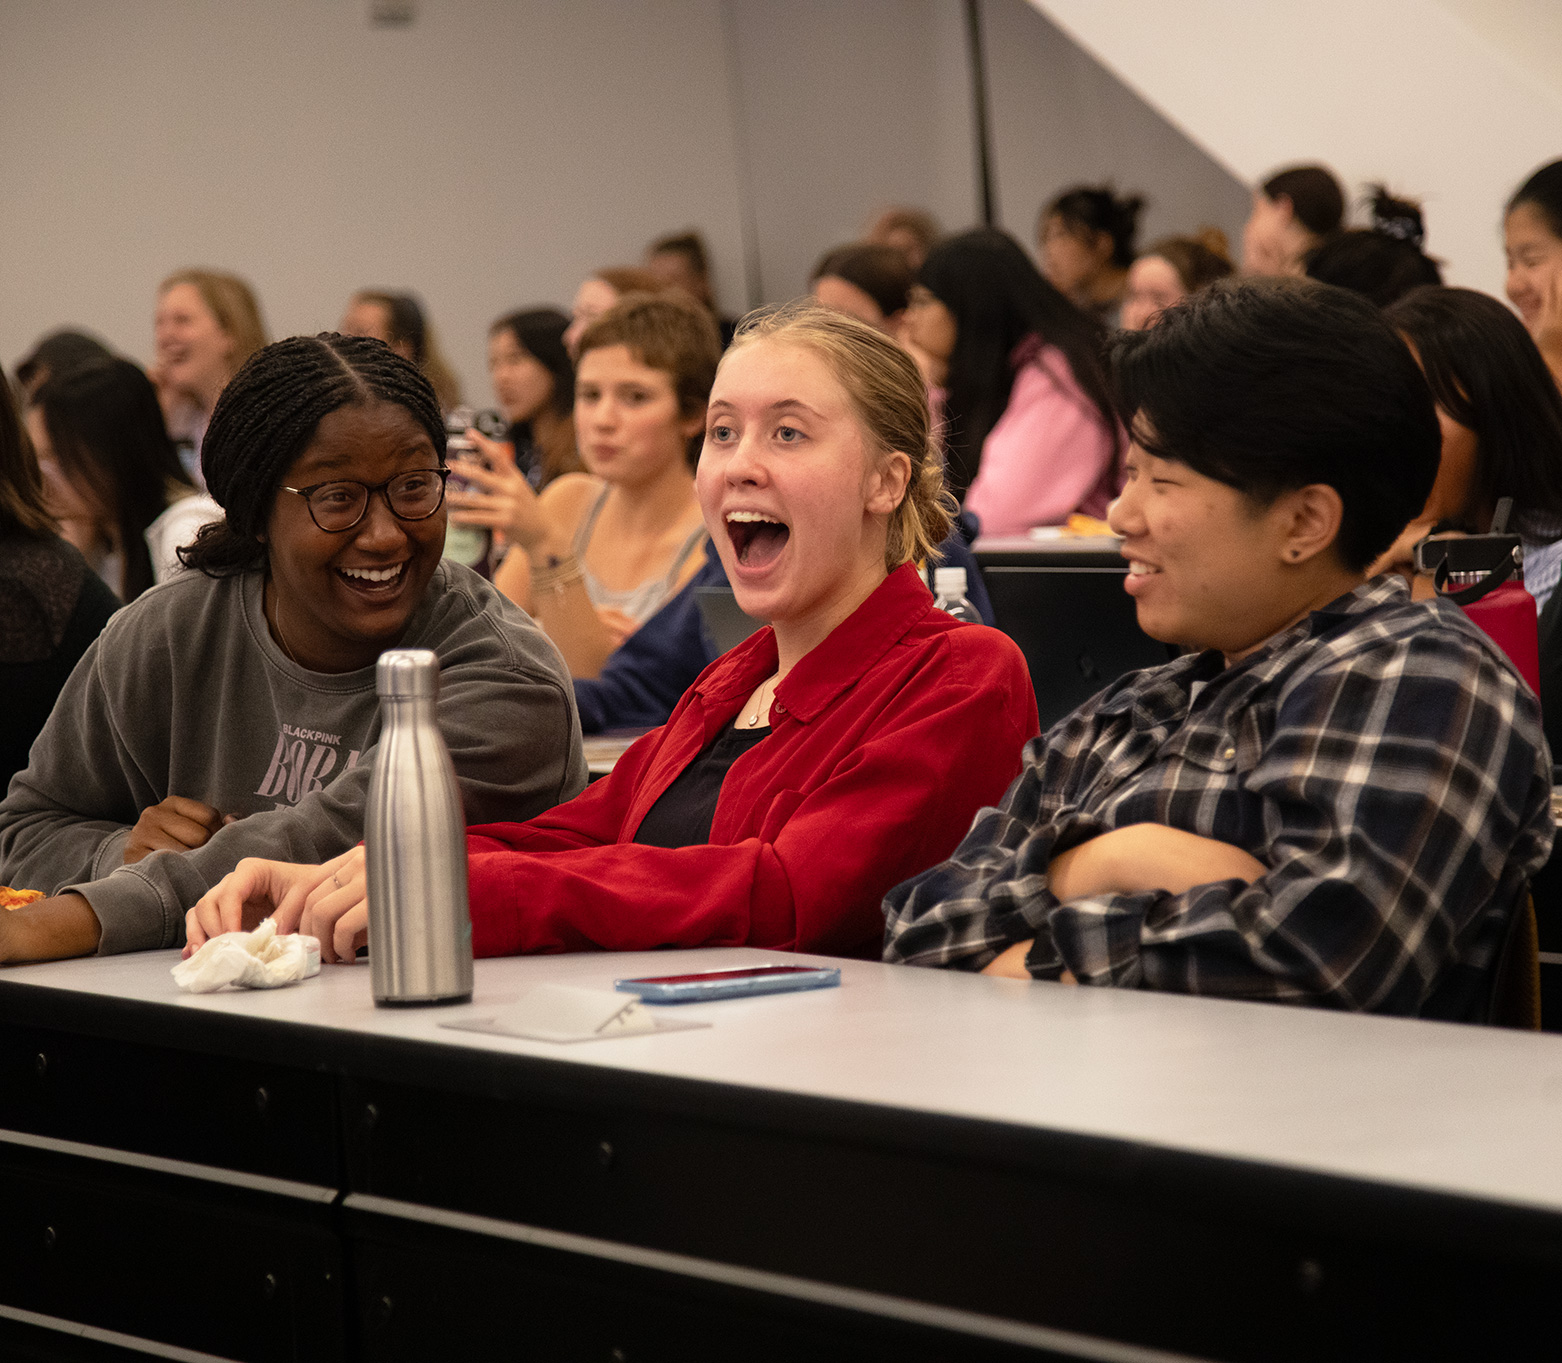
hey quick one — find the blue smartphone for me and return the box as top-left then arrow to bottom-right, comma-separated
614,964 -> 841,1004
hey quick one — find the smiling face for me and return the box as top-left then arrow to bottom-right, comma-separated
573,344 -> 699,487
1109,443 -> 1340,663
263,399 -> 446,673
698,339 -> 908,650
1121,255 -> 1187,331
1504,202 -> 1562,333
488,327 -> 555,423
154,282 -> 236,409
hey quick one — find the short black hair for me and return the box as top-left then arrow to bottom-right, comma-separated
1043,185 -> 1145,268
810,242 -> 915,318
1109,277 -> 1440,572
181,333 -> 445,577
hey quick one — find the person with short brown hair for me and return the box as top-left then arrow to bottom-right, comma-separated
451,292 -> 720,677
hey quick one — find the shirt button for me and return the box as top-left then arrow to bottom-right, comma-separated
774,702 -> 786,715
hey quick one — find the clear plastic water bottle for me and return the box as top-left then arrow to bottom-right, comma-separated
932,565 -> 981,623
364,649 -> 473,1006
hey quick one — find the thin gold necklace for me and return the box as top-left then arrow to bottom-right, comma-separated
744,676 -> 776,728
270,585 -> 299,665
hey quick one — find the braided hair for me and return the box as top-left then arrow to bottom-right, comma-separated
180,333 -> 445,577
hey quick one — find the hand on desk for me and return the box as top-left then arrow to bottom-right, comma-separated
186,846 -> 368,965
980,825 -> 1266,982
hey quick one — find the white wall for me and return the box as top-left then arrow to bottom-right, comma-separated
980,0 -> 1251,264
1029,0 -> 1562,297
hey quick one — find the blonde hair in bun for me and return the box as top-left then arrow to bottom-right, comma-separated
724,298 -> 955,571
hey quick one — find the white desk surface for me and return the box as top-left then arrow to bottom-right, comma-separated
5,946 -> 1562,1217
973,533 -> 1124,555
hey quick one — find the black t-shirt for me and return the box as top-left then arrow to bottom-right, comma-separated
632,722 -> 771,849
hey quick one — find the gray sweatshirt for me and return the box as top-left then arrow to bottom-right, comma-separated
0,561 -> 587,953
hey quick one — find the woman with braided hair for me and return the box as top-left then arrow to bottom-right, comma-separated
0,334 -> 585,965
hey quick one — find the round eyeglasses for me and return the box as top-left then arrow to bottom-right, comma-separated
280,468 -> 449,533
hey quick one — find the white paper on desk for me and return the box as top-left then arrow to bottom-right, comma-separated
171,918 -> 321,993
442,983 -> 709,1044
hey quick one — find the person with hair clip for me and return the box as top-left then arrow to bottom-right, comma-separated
341,290 -> 464,413
151,268 -> 269,480
1305,187 -> 1442,307
1242,164 -> 1346,276
906,227 -> 1120,526
810,242 -> 914,334
0,334 -> 584,966
186,300 -> 1038,964
885,278 -> 1552,1020
1504,158 -> 1562,389
1038,185 -> 1145,324
0,372 -> 120,786
563,265 -> 670,357
25,358 -> 222,600
1120,230 -> 1235,331
1374,285 -> 1562,753
449,293 -> 716,678
486,308 -> 581,488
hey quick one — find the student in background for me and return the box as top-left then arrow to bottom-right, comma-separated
865,206 -> 942,271
340,289 -> 464,413
451,293 -> 716,678
1038,185 -> 1145,325
644,230 -> 736,345
1376,285 -> 1562,754
906,228 -> 1119,525
885,278 -> 1552,1021
0,334 -> 583,966
187,301 -> 1038,965
26,358 -> 223,600
810,243 -> 914,334
151,269 -> 268,481
482,308 -> 581,489
14,330 -> 114,400
1120,230 -> 1234,331
1242,164 -> 1345,276
563,266 -> 668,357
1305,187 -> 1442,307
1504,159 -> 1562,389
0,369 -> 119,786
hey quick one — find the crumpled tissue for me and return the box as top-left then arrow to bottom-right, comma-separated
171,918 -> 321,993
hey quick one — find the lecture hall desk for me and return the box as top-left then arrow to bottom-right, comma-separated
2,947 -> 1560,1362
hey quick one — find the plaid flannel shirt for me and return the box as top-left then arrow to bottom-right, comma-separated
883,577 -> 1554,1017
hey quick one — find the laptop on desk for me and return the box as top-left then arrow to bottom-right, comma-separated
975,538 -> 1173,731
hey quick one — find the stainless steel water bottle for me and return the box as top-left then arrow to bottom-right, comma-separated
365,649 -> 473,1005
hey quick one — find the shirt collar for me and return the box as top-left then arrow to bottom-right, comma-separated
693,563 -> 934,722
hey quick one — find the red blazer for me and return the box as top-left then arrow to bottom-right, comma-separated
466,563 -> 1039,959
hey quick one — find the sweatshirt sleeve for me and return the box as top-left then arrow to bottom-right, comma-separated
463,632 -> 1038,960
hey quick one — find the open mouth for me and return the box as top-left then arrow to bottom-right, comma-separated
726,511 -> 790,569
1126,560 -> 1162,577
337,562 -> 408,597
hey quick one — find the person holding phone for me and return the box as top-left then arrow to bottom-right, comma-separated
186,301 -> 1038,964
0,334 -> 584,965
447,293 -> 716,678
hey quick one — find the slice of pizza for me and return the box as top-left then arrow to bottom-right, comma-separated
0,886 -> 45,910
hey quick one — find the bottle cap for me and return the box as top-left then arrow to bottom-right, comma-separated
377,648 -> 441,698
933,566 -> 968,596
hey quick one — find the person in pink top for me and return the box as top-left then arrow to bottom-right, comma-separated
904,229 -> 1121,532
